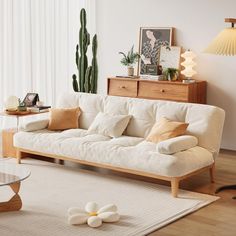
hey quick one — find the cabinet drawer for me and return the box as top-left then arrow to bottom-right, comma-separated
138,81 -> 188,101
108,79 -> 138,97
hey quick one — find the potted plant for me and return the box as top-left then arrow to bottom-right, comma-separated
163,68 -> 179,81
119,46 -> 140,76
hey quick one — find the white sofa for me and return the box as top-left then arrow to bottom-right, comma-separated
14,92 -> 225,197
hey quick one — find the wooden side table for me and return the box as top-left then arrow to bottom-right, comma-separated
0,111 -> 48,158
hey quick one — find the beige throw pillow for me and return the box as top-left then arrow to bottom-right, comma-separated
87,112 -> 132,138
146,117 -> 189,143
48,107 -> 81,131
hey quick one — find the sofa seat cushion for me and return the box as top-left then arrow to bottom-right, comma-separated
14,130 -> 214,177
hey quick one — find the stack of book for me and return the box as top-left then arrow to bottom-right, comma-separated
27,106 -> 51,113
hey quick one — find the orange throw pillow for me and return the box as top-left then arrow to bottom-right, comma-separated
146,117 -> 189,143
48,107 -> 81,131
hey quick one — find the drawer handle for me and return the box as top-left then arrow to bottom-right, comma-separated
119,86 -> 126,89
160,89 -> 165,93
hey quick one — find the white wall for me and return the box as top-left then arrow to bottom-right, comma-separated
96,0 -> 236,150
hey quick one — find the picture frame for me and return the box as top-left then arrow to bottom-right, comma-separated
23,93 -> 39,107
138,27 -> 173,76
159,46 -> 181,70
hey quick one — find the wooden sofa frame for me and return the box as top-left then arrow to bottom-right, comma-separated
16,148 -> 215,197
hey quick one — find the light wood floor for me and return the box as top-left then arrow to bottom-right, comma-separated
149,149 -> 236,236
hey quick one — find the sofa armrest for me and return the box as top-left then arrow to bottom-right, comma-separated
20,119 -> 49,132
157,135 -> 198,154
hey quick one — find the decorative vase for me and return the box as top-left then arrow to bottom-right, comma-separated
127,66 -> 134,76
171,73 -> 178,81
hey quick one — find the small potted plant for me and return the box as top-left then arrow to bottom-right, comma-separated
119,46 -> 140,76
163,68 -> 179,81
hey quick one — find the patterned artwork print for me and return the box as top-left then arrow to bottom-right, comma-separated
139,28 -> 172,75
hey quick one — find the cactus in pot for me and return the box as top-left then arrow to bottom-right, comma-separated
72,8 -> 98,93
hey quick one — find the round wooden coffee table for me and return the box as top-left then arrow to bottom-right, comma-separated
0,163 -> 30,212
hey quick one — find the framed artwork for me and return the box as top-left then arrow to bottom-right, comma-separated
138,27 -> 173,76
23,93 -> 39,107
159,46 -> 181,70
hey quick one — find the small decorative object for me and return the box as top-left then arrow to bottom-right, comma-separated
4,96 -> 19,111
119,45 -> 140,76
181,50 -> 196,83
72,8 -> 98,94
158,65 -> 163,75
23,93 -> 39,107
68,202 -> 120,228
140,75 -> 165,81
159,46 -> 181,70
138,27 -> 173,76
145,64 -> 158,75
18,99 -> 27,111
163,68 -> 179,81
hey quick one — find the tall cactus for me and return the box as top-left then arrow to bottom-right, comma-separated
84,66 -> 92,92
72,74 -> 79,92
72,44 -> 79,92
79,8 -> 90,92
72,8 -> 98,93
90,35 -> 98,93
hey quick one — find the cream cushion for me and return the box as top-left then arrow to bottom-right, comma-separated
87,112 -> 131,138
20,119 -> 49,132
157,135 -> 198,154
146,117 -> 189,143
48,107 -> 81,131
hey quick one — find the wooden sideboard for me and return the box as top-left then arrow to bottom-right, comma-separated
107,77 -> 206,104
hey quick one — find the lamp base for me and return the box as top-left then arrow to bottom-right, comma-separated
215,184 -> 236,199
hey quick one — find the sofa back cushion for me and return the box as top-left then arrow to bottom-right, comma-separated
58,92 -> 225,158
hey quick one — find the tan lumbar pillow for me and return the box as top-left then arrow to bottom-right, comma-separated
48,107 -> 81,131
146,117 -> 189,143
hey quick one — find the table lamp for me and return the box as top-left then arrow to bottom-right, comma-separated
205,18 -> 236,199
181,50 -> 197,83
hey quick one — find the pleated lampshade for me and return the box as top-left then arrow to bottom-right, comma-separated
205,18 -> 236,56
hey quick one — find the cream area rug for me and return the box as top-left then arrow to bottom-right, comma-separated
0,158 -> 218,236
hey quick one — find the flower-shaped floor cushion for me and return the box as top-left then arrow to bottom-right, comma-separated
68,202 -> 120,228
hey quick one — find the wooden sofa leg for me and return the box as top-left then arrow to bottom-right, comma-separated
209,163 -> 215,183
171,178 -> 179,197
16,149 -> 22,164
